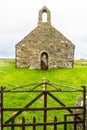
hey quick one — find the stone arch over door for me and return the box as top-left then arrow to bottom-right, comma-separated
41,52 -> 48,70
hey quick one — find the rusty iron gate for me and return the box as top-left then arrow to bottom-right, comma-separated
0,79 -> 86,130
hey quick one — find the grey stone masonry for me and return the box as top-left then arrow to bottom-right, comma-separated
16,6 -> 75,69
73,95 -> 87,130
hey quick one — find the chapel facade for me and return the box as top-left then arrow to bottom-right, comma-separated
16,6 -> 75,69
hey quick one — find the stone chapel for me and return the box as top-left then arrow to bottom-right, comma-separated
16,6 -> 75,69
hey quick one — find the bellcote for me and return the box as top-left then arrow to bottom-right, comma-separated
38,6 -> 51,26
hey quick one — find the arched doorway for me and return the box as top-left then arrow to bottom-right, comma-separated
41,52 -> 48,70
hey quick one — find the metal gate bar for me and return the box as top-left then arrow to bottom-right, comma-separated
0,81 -> 86,130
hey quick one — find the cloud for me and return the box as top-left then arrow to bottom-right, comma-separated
0,0 -> 87,59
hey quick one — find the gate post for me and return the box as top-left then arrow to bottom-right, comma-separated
0,87 -> 1,130
44,90 -> 47,130
74,86 -> 86,130
83,86 -> 86,130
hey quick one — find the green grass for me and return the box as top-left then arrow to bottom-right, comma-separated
0,59 -> 87,88
0,59 -> 87,130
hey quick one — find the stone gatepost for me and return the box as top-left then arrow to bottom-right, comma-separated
73,95 -> 87,130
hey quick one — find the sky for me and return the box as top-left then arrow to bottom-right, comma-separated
0,0 -> 87,59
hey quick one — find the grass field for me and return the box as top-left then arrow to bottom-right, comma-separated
0,59 -> 87,130
0,59 -> 87,88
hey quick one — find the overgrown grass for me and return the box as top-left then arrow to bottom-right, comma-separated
0,59 -> 87,130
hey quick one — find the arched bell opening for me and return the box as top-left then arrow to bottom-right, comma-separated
41,52 -> 48,70
38,6 -> 51,25
42,11 -> 47,22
